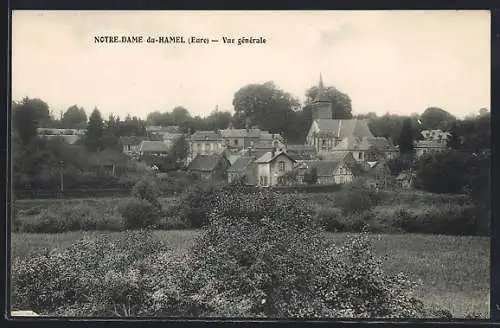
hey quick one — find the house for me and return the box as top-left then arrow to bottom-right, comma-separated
254,150 -> 296,187
414,140 -> 448,158
304,75 -> 396,161
120,136 -> 145,157
188,154 -> 231,181
364,159 -> 392,189
188,130 -> 225,163
146,125 -> 185,149
37,128 -> 87,144
298,152 -> 364,185
87,149 -> 130,176
227,154 -> 258,185
396,170 -> 415,189
219,125 -> 285,152
420,129 -> 451,143
138,141 -> 170,158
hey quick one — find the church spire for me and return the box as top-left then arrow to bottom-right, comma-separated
319,73 -> 324,91
314,73 -> 329,103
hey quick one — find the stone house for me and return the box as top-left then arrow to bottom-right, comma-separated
188,153 -> 231,181
120,136 -> 145,158
414,140 -> 448,158
138,141 -> 170,158
254,150 -> 296,187
188,131 -> 225,164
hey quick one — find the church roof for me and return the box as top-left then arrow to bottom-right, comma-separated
315,119 -> 374,139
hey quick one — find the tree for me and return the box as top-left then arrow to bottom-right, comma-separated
303,167 -> 318,185
304,85 -> 352,119
205,109 -> 232,130
12,98 -> 51,145
398,118 -> 415,155
85,108 -> 105,152
61,105 -> 87,129
448,113 -> 490,154
171,106 -> 191,127
168,135 -> 189,164
102,114 -> 122,151
232,82 -> 301,141
420,107 -> 456,131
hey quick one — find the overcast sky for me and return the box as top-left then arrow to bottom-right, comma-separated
12,10 -> 490,120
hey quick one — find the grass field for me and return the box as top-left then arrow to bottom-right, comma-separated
11,230 -> 490,318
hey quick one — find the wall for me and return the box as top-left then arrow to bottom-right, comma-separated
269,154 -> 294,186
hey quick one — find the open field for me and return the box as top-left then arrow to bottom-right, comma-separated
11,230 -> 490,318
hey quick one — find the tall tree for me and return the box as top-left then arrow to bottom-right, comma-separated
171,106 -> 191,126
398,118 -> 415,155
232,82 -> 301,140
420,107 -> 456,131
61,105 -> 87,129
304,85 -> 352,119
205,109 -> 232,130
85,108 -> 105,152
12,97 -> 51,145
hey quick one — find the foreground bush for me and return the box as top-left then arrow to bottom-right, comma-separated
119,199 -> 161,230
334,179 -> 380,214
151,190 -> 432,318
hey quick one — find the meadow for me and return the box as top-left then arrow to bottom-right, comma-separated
11,229 -> 490,318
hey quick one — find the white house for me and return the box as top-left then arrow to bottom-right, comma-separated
254,150 -> 296,187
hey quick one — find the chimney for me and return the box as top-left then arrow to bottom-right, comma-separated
271,147 -> 276,158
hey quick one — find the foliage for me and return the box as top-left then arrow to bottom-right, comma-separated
61,105 -> 87,129
304,84 -> 352,119
335,179 -> 379,214
303,167 -> 318,185
147,190 -> 429,318
413,150 -> 469,194
84,108 -> 105,152
13,203 -> 124,233
277,170 -> 298,186
398,118 -> 415,155
131,176 -> 161,210
420,107 -> 456,131
386,153 -> 415,176
176,181 -> 223,228
12,98 -> 51,145
119,199 -> 161,230
448,113 -> 490,154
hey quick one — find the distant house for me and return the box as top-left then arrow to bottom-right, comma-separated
219,125 -> 284,152
414,140 -> 448,158
298,152 -> 364,185
227,155 -> 258,185
120,136 -> 145,157
188,154 -> 231,181
37,128 -> 87,144
254,150 -> 296,187
87,149 -> 130,176
138,141 -> 169,158
188,131 -> 224,163
420,129 -> 451,142
364,159 -> 392,189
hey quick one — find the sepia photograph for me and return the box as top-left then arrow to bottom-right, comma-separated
10,10 -> 491,319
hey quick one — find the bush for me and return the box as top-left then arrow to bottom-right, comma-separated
335,179 -> 379,214
131,176 -> 161,210
12,231 -> 168,316
14,203 -> 124,233
149,190 -> 429,318
177,181 -> 222,228
120,199 -> 161,230
157,215 -> 189,230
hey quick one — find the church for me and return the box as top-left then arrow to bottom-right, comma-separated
305,75 -> 398,162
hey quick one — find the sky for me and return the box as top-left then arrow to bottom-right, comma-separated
12,10 -> 490,120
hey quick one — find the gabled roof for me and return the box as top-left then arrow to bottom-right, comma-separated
307,160 -> 342,177
255,151 -> 296,164
190,130 -> 223,141
188,154 -> 228,172
226,154 -> 242,165
139,141 -> 169,153
361,137 -> 396,151
314,119 -> 374,139
228,155 -> 257,173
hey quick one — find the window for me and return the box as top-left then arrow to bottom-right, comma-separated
273,140 -> 279,148
263,176 -> 268,186
205,143 -> 211,152
234,139 -> 239,146
278,161 -> 285,172
358,152 -> 363,160
127,145 -> 131,151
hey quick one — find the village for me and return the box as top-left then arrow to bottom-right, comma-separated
34,76 -> 450,192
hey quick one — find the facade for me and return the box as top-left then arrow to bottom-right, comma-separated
37,128 -> 87,144
297,152 -> 363,185
188,131 -> 225,163
254,151 -> 296,187
120,136 -> 145,157
420,129 -> 451,143
188,154 -> 231,181
138,141 -> 170,158
219,126 -> 284,153
414,140 -> 448,158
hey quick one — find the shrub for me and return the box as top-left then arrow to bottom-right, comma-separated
120,199 -> 161,230
157,215 -> 189,230
177,181 -> 222,228
12,231 -> 168,316
131,176 -> 161,210
335,179 -> 379,214
149,190 -> 429,318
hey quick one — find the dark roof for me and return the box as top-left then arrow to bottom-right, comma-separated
190,130 -> 223,141
228,155 -> 257,173
189,154 -> 228,172
255,151 -> 295,164
220,128 -> 262,139
308,160 -> 341,177
315,119 -> 374,139
139,141 -> 169,152
415,140 -> 447,148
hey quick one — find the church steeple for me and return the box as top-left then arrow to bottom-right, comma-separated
314,73 -> 330,103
